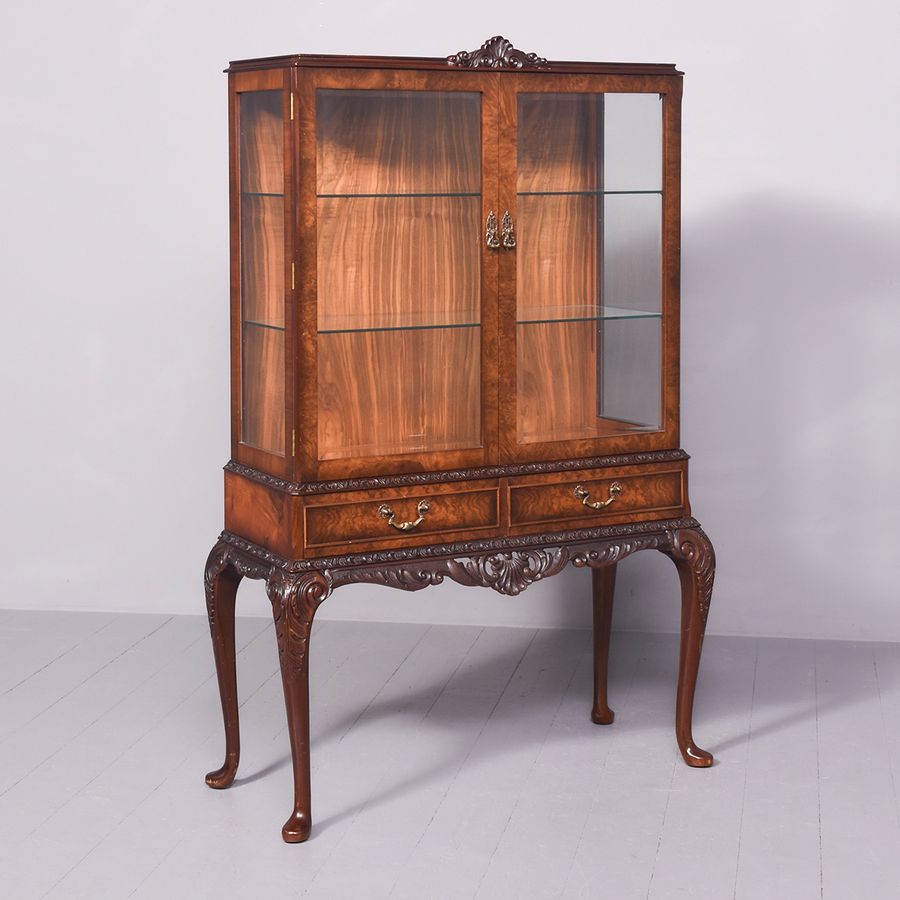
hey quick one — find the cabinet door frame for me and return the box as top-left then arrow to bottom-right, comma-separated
229,66 -> 296,477
295,67 -> 501,482
497,72 -> 683,464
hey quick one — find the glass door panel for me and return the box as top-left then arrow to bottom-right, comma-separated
238,90 -> 285,454
603,93 -> 663,192
515,92 -> 663,445
316,89 -> 483,461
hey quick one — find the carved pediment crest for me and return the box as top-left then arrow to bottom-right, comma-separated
447,35 -> 548,69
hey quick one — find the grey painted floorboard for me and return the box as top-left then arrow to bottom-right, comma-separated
733,637 -> 821,900
0,611 -> 115,695
646,635 -> 758,899
815,640 -> 900,900
2,611 -> 900,899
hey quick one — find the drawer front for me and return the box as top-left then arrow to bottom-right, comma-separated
508,466 -> 685,531
303,482 -> 500,551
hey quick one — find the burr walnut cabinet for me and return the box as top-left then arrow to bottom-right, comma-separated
205,35 -> 717,843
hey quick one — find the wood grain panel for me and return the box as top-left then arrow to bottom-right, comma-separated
517,321 -> 597,444
239,91 -> 283,195
517,93 -> 600,193
516,194 -> 598,318
508,464 -> 685,530
317,89 -> 481,195
662,81 -> 683,449
242,324 -> 285,453
317,196 -> 480,330
318,326 -> 481,460
241,195 -> 284,326
224,470 -> 292,557
304,484 -> 499,549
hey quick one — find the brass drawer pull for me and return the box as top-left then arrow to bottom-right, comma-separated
574,482 -> 622,510
485,210 -> 500,249
378,499 -> 430,531
501,210 -> 516,248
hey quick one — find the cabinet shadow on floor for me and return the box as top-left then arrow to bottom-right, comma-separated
229,625 -> 895,835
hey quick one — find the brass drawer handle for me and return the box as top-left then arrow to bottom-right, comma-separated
501,210 -> 516,248
378,499 -> 430,531
486,210 -> 500,249
574,482 -> 622,510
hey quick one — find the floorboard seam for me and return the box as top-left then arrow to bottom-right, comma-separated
302,626 -> 484,896
0,614 -> 117,698
36,620 -> 275,897
0,616 -> 179,800
814,641 -> 824,900
731,637 -> 759,899
1,615 -> 174,746
335,624 -> 433,748
872,646 -> 900,835
472,633 -> 591,900
558,633 -> 650,899
382,629 -> 540,900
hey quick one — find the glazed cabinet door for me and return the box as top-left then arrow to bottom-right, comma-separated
229,67 -> 294,476
498,74 -> 681,463
298,70 -> 500,480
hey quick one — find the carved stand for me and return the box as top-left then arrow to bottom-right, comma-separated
204,518 -> 714,843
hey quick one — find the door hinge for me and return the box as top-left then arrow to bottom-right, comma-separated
291,262 -> 296,290
290,92 -> 295,120
291,428 -> 296,457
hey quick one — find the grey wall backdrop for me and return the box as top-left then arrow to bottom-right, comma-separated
2,1 -> 898,639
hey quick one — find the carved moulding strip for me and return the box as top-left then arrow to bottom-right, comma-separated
217,517 -> 697,572
212,517 -> 712,608
447,35 -> 548,69
329,535 -> 674,597
225,449 -> 690,496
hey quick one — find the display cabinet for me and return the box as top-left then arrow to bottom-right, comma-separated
205,36 -> 716,843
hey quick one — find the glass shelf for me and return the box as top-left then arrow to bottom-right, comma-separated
319,435 -> 478,459
243,319 -> 285,332
242,191 -> 284,198
516,189 -> 662,197
317,191 -> 480,199
521,420 -> 660,444
517,305 -> 662,325
320,317 -> 480,335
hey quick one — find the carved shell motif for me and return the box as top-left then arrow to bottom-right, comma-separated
446,549 -> 569,595
447,35 -> 548,70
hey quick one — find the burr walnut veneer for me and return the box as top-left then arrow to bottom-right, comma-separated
205,36 -> 717,843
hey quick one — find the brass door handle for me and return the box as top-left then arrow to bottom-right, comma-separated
574,482 -> 622,510
486,211 -> 500,249
501,210 -> 516,249
378,499 -> 430,531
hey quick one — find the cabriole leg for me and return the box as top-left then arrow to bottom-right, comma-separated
661,527 -> 716,767
204,542 -> 243,789
266,569 -> 332,843
591,564 -> 617,725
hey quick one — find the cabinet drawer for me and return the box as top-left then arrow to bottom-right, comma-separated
508,466 -> 685,531
303,481 -> 500,552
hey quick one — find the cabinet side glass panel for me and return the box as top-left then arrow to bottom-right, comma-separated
239,90 -> 285,455
315,89 -> 483,461
516,92 -> 663,444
